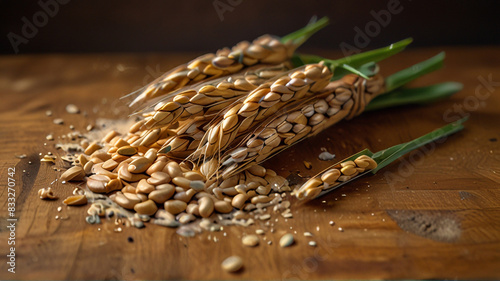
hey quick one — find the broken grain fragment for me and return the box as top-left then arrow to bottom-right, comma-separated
40,154 -> 56,163
38,187 -> 58,200
318,151 -> 336,161
63,194 -> 88,206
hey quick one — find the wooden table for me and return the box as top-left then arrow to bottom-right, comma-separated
1,46 -> 499,280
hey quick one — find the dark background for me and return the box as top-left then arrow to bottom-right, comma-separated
0,0 -> 499,54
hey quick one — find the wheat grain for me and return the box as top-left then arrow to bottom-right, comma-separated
193,63 -> 332,161
127,65 -> 290,155
142,64 -> 290,130
130,35 -> 296,107
214,73 -> 385,179
294,155 -> 377,200
124,64 -> 292,157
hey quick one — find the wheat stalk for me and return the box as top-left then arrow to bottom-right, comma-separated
192,63 -> 333,161
127,18 -> 329,107
206,73 -> 386,179
127,64 -> 291,152
141,64 -> 290,130
160,120 -> 207,158
295,116 -> 467,200
294,154 -> 377,200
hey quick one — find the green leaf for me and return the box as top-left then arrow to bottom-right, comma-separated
292,53 -> 326,66
280,16 -> 329,48
370,117 -> 468,173
384,52 -> 445,92
365,82 -> 463,111
290,54 -> 306,69
359,62 -> 380,77
294,38 -> 413,79
339,64 -> 370,79
332,38 -> 413,69
336,62 -> 380,78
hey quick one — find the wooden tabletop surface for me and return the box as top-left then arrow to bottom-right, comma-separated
0,46 -> 499,280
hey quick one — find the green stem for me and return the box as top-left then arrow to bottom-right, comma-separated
339,64 -> 370,79
280,16 -> 329,48
334,38 -> 413,67
365,82 -> 463,111
358,62 -> 379,77
384,52 -> 445,92
370,117 -> 468,173
294,38 -> 413,79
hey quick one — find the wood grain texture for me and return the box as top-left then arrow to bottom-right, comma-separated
0,47 -> 499,280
